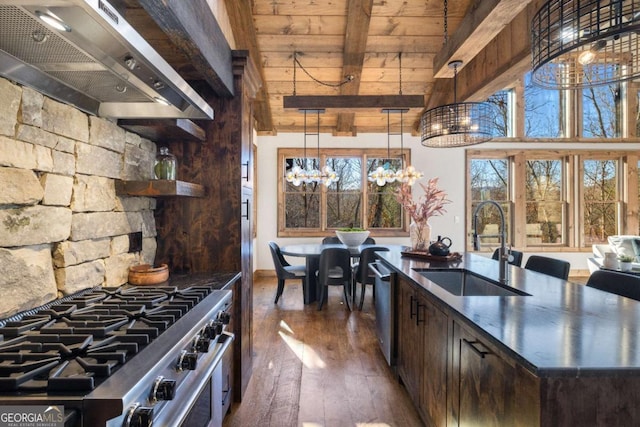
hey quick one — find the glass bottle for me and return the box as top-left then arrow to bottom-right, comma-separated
154,147 -> 177,180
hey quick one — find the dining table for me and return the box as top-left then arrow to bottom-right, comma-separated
280,243 -> 407,304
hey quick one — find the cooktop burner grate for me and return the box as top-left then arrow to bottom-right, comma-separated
0,284 -> 218,393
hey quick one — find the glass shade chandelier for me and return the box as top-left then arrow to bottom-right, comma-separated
420,60 -> 493,148
395,109 -> 424,185
368,108 -> 424,186
368,53 -> 423,186
285,109 -> 338,187
531,0 -> 640,89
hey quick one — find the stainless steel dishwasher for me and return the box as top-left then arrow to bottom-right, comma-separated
369,261 -> 395,366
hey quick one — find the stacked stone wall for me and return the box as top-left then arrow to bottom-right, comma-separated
0,77 -> 157,317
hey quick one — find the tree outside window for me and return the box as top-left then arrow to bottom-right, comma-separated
486,90 -> 512,137
525,159 -> 564,245
524,72 -> 563,138
583,159 -> 618,245
582,84 -> 621,138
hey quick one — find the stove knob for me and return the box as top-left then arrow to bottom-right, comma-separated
218,312 -> 231,324
151,376 -> 176,402
193,334 -> 211,352
176,349 -> 198,371
203,321 -> 223,338
124,404 -> 153,427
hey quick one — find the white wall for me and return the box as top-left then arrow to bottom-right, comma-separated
255,133 -> 639,272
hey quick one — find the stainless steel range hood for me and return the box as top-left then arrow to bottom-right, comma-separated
0,0 -> 214,120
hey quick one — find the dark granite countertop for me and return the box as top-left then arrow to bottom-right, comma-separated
164,272 -> 240,290
377,251 -> 640,377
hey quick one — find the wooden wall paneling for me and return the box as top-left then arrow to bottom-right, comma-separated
154,51 -> 259,402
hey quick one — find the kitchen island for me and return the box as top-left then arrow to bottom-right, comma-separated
377,251 -> 640,427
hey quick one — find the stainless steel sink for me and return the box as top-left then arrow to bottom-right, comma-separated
413,269 -> 530,297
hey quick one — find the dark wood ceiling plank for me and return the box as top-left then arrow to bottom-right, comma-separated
433,0 -> 533,78
136,0 -> 234,97
336,0 -> 374,135
224,0 -> 274,134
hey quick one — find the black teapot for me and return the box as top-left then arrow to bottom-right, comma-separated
429,235 -> 452,257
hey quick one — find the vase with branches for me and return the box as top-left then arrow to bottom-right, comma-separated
396,178 -> 451,250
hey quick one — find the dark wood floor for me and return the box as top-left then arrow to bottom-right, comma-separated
223,275 -> 423,427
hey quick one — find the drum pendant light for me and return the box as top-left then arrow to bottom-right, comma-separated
420,60 -> 493,148
531,0 -> 640,89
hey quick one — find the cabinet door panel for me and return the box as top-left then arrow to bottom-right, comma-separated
397,278 -> 423,401
422,302 -> 448,427
456,325 -> 515,427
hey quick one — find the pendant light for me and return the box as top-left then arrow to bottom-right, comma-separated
394,108 -> 423,185
420,0 -> 493,148
368,109 -> 398,186
368,53 -> 423,186
285,109 -> 313,186
285,109 -> 338,187
531,0 -> 640,89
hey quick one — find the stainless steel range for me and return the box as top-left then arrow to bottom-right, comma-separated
0,284 -> 234,427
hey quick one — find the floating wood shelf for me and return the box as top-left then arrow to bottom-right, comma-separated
116,180 -> 205,197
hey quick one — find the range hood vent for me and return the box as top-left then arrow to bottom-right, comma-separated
0,0 -> 213,120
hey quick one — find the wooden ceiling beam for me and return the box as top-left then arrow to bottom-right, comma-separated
433,0 -> 533,78
335,0 -> 374,136
284,95 -> 424,110
419,0 -> 544,132
224,0 -> 274,134
136,0 -> 234,97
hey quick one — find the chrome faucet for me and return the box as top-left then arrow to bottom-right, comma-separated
472,200 -> 510,284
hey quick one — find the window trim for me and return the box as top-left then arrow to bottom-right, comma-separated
277,147 -> 412,238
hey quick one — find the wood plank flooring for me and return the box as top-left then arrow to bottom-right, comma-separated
223,275 -> 423,427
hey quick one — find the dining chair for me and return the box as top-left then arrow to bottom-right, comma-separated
363,237 -> 376,244
322,236 -> 341,244
353,246 -> 389,310
316,247 -> 352,311
586,269 -> 640,301
524,255 -> 570,280
268,241 -> 307,304
492,248 -> 523,267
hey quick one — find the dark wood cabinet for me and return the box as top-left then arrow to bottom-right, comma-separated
397,277 -> 423,402
451,321 -> 516,427
422,298 -> 448,427
396,276 -> 449,426
396,277 -> 534,427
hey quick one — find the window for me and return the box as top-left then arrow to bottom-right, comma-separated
469,157 -> 511,248
582,157 -> 619,246
524,71 -> 564,138
582,84 -> 621,138
486,90 -> 513,137
467,151 -> 632,251
279,148 -> 407,237
525,158 -> 565,245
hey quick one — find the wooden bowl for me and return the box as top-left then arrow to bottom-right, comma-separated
128,263 -> 169,285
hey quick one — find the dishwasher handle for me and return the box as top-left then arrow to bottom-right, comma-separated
369,262 -> 390,282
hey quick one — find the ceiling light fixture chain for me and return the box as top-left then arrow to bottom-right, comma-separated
293,51 -> 353,89
443,0 -> 448,45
